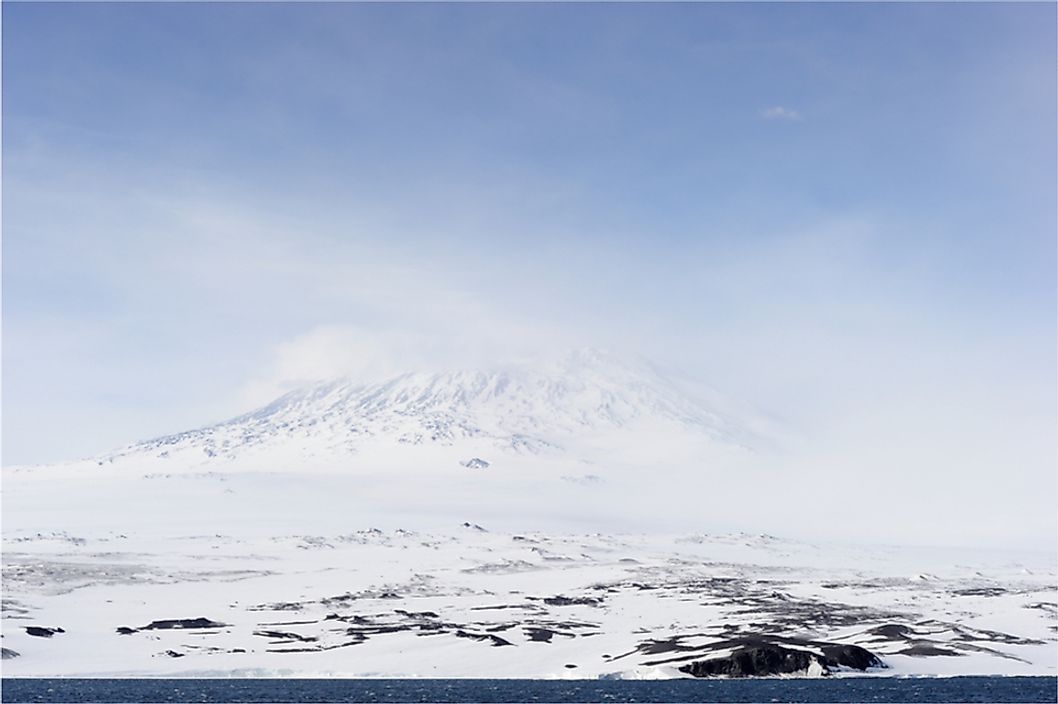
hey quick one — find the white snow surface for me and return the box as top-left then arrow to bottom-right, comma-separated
2,527 -> 1055,678
86,348 -> 750,473
2,350 -> 1056,677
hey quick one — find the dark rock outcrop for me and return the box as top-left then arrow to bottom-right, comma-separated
898,643 -> 962,657
867,623 -> 915,640
953,587 -> 1007,597
543,595 -> 600,607
679,638 -> 885,678
819,643 -> 884,670
141,617 -> 227,630
1,648 -> 19,660
453,629 -> 513,647
395,609 -> 439,619
24,626 -> 64,638
681,643 -> 819,678
253,630 -> 318,643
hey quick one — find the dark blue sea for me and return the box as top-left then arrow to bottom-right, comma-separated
2,678 -> 1056,703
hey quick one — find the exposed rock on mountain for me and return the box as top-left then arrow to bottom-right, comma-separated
679,639 -> 884,677
86,349 -> 752,473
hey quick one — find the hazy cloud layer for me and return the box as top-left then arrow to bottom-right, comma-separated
3,3 -> 1055,548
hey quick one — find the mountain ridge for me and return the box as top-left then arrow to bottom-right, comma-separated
81,348 -> 754,471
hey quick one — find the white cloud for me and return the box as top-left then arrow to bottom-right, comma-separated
760,106 -> 801,121
236,325 -> 465,407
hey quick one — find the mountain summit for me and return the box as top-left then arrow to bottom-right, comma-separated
93,349 -> 752,473
6,348 -> 765,535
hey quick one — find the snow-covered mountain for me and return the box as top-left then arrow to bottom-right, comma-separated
90,349 -> 754,473
4,349 -> 1056,679
6,347 -> 770,541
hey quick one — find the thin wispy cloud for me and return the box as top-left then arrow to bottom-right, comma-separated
760,105 -> 802,121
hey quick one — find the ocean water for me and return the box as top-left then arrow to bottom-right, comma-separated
2,677 -> 1056,703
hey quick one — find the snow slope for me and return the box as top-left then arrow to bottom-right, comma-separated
7,349 -> 762,535
2,528 -> 1055,678
88,348 -> 750,472
2,350 -> 1055,677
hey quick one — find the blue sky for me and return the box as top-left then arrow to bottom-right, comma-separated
3,3 -> 1055,546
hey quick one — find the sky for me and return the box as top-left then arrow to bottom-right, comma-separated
3,3 -> 1055,547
